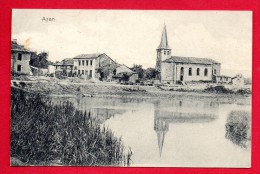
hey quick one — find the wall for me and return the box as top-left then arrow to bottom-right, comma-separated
73,58 -> 96,79
96,54 -> 116,68
129,73 -> 138,83
175,63 -> 213,82
11,52 -> 31,75
161,62 -> 175,84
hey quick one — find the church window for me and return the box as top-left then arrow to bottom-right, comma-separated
180,67 -> 184,75
204,68 -> 208,76
197,68 -> 200,76
188,68 -> 192,76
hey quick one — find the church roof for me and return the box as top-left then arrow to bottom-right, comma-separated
157,24 -> 171,50
73,53 -> 103,59
163,56 -> 220,65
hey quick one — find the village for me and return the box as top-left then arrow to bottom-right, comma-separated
9,10 -> 252,168
11,24 -> 251,98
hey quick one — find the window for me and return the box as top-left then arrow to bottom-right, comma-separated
18,53 -> 22,61
197,68 -> 200,76
90,70 -> 92,78
85,70 -> 88,76
188,68 -> 192,76
86,60 -> 89,66
82,60 -> 85,66
220,77 -> 222,81
78,70 -> 80,75
90,60 -> 93,66
204,68 -> 208,76
214,69 -> 216,74
167,51 -> 169,55
17,65 -> 22,72
180,67 -> 184,75
164,51 -> 166,55
78,60 -> 81,66
82,70 -> 84,75
74,66 -> 77,70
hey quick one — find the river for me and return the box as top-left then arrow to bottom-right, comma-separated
52,96 -> 251,167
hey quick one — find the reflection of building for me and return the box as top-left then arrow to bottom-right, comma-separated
153,100 -> 219,157
156,24 -> 221,84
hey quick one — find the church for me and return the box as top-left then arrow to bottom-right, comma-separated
156,25 -> 221,85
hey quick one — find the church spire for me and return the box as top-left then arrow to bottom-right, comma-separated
158,24 -> 170,49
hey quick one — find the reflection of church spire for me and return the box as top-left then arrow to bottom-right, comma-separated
154,115 -> 169,157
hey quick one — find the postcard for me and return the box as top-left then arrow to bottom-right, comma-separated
10,9 -> 252,168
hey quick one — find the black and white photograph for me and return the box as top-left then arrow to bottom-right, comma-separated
10,10 -> 252,167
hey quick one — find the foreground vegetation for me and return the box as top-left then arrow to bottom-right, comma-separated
11,87 -> 132,166
225,111 -> 251,148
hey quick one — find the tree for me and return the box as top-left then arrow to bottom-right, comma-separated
144,68 -> 159,79
29,52 -> 49,69
130,64 -> 144,79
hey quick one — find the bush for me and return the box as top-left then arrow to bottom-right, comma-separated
11,87 -> 132,166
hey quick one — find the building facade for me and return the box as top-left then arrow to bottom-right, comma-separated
11,40 -> 32,75
73,53 -> 116,79
156,25 -> 221,85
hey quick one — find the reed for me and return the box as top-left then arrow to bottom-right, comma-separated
11,87 -> 132,166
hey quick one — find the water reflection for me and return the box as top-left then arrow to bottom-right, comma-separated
154,100 -> 219,157
225,111 -> 251,148
51,96 -> 251,167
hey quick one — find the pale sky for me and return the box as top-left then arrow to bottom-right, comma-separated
12,10 -> 252,77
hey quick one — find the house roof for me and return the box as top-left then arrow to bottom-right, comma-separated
162,56 -> 220,65
157,24 -> 171,50
11,41 -> 32,53
113,71 -> 137,78
55,58 -> 74,66
73,53 -> 103,59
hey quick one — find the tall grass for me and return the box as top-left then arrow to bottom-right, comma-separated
11,87 -> 132,166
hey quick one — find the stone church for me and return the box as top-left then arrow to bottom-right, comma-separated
156,25 -> 221,85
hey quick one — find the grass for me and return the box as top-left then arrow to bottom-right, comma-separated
11,87 -> 132,166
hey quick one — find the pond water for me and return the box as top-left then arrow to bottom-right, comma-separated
53,96 -> 251,167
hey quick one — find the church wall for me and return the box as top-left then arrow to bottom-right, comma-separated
161,62 -> 175,84
175,63 -> 213,82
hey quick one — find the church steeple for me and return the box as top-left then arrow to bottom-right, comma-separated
158,24 -> 171,49
154,117 -> 169,157
156,24 -> 172,76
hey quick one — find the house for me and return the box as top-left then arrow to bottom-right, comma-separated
156,25 -> 221,85
54,58 -> 74,77
232,74 -> 245,88
72,53 -> 116,79
113,72 -> 138,83
99,63 -> 138,82
11,39 -> 32,75
215,75 -> 232,84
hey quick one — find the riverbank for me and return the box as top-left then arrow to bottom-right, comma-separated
11,78 -> 251,105
11,87 -> 132,166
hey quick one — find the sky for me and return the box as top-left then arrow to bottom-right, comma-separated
12,10 -> 252,77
